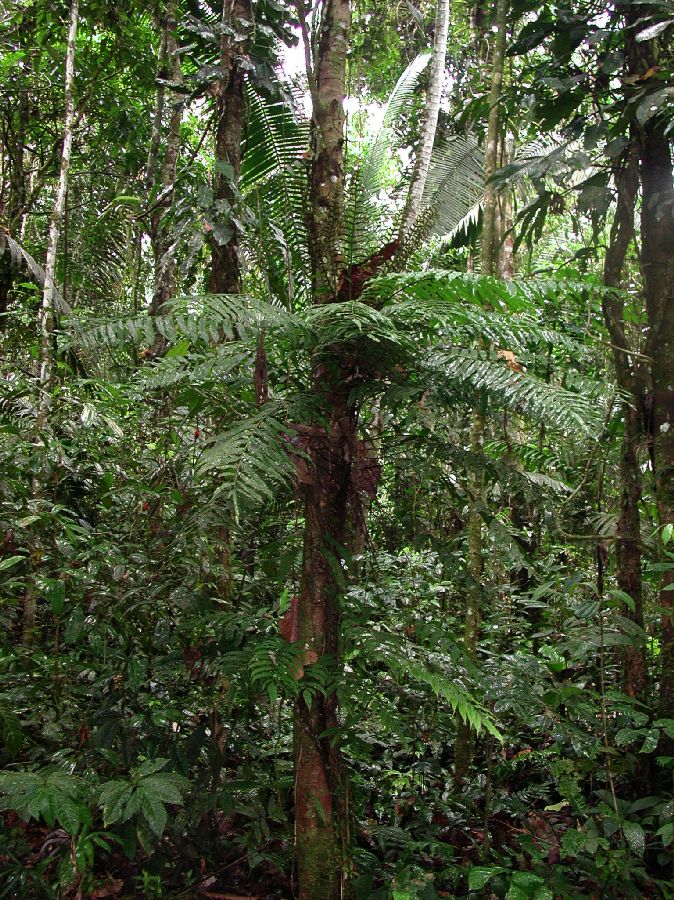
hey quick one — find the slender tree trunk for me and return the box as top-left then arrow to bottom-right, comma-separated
454,405 -> 485,781
622,3 -> 674,717
294,3 -> 352,897
601,143 -> 648,699
479,0 -> 508,275
399,0 -> 450,238
640,120 -> 674,717
455,0 -> 508,783
0,44 -> 31,322
148,0 -> 183,317
131,19 -> 167,314
206,0 -> 253,602
209,0 -> 252,294
22,0 -> 79,645
351,0 -> 450,562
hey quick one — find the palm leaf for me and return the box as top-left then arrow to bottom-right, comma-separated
345,53 -> 431,262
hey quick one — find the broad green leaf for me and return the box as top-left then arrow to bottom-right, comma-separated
141,774 -> 187,805
468,866 -> 505,890
138,784 -> 167,837
100,781 -> 131,825
623,821 -> 646,857
53,794 -> 86,835
0,555 -> 24,572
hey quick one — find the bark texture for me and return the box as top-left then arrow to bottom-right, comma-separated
209,0 -> 252,295
294,3 -> 352,897
601,143 -> 648,699
23,0 -> 79,645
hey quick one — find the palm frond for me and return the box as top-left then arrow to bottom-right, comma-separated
0,233 -> 69,313
345,53 -> 431,261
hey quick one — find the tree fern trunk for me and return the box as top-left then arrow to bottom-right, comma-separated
295,2 -> 352,896
295,389 -> 354,899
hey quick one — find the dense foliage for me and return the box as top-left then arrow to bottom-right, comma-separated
0,0 -> 673,897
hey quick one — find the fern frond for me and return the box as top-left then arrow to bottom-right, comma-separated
131,341 -> 253,393
241,83 -> 309,191
427,348 -> 600,434
242,82 -> 311,303
418,134 -> 485,240
71,293 -> 298,353
354,633 -> 500,737
304,300 -> 414,362
197,404 -> 295,523
364,269 -> 599,316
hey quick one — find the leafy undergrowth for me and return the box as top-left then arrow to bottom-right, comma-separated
1,552 -> 672,898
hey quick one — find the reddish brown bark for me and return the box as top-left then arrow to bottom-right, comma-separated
294,2 -> 353,896
294,386 -> 354,898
